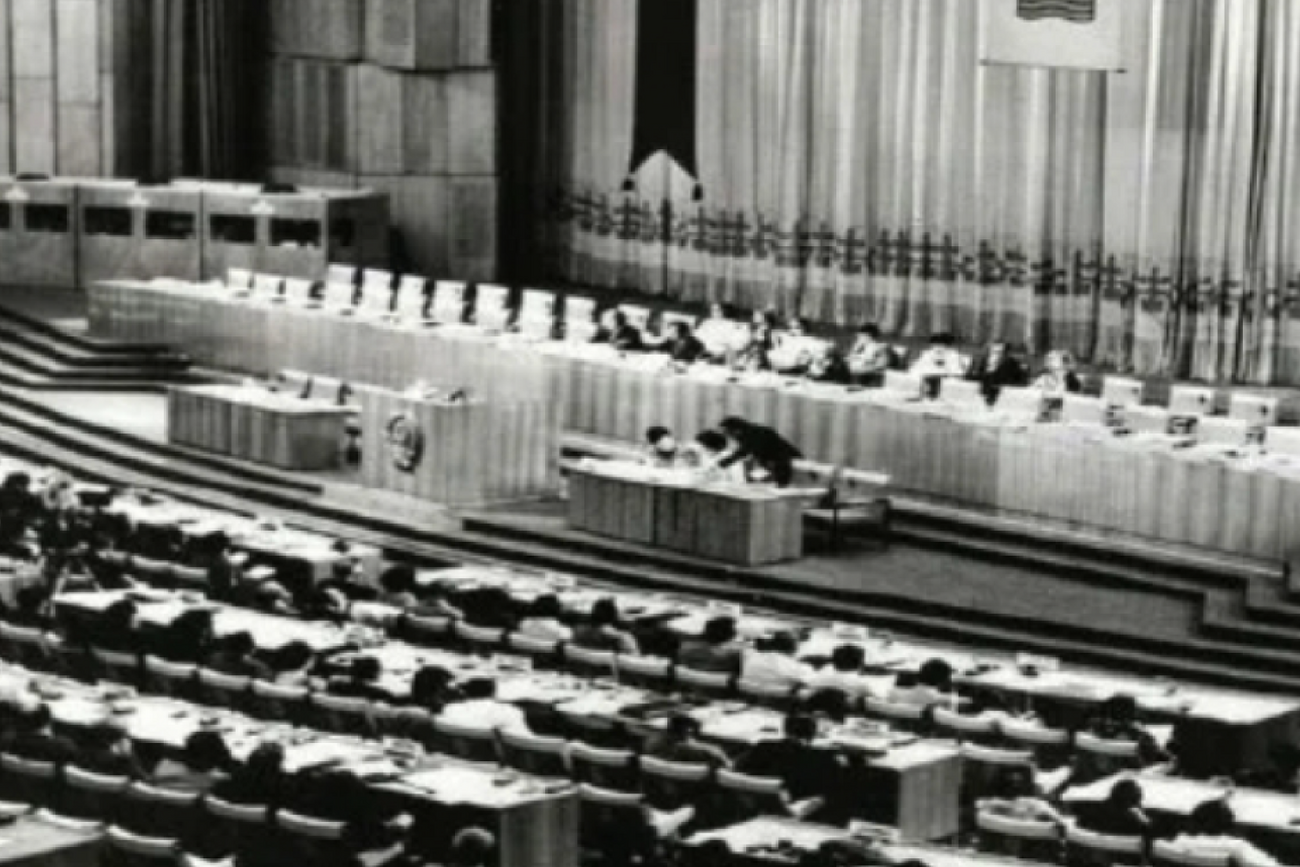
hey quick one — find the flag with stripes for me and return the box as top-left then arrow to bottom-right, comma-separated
1017,0 -> 1097,23
981,0 -> 1131,71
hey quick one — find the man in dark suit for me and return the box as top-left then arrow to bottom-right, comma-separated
662,321 -> 707,364
717,417 -> 804,487
965,341 -> 1029,404
735,712 -> 845,802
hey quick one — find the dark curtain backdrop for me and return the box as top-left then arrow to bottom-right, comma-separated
512,0 -> 1300,387
118,0 -> 264,181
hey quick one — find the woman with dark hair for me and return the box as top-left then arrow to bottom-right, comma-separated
516,594 -> 572,641
570,598 -> 639,655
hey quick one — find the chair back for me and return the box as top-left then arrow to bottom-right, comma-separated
1266,425 -> 1300,457
1195,417 -> 1249,447
933,707 -> 999,743
639,756 -> 711,810
506,633 -> 561,664
171,565 -> 208,592
864,697 -> 927,731
617,304 -> 652,331
0,622 -> 48,669
569,742 -> 638,792
474,283 -> 512,330
565,296 -> 597,325
737,678 -> 800,711
519,289 -> 556,322
562,644 -> 617,677
325,264 -> 356,289
431,280 -> 467,323
673,666 -> 734,700
577,785 -> 653,857
1062,394 -> 1107,426
1122,405 -> 1171,434
716,768 -> 789,821
251,274 -> 282,301
882,371 -> 923,398
959,744 -> 1033,804
431,717 -> 501,764
1168,386 -> 1214,416
498,729 -> 570,778
940,378 -> 986,408
398,613 -> 453,647
105,825 -> 180,867
998,718 -> 1071,765
659,311 -> 698,334
273,809 -> 345,864
395,275 -> 429,320
198,796 -> 269,862
0,753 -> 59,807
194,669 -> 251,709
996,387 -> 1045,421
122,782 -> 201,840
360,269 -> 394,315
1229,393 -> 1279,426
452,621 -> 506,654
93,648 -> 141,687
1064,823 -> 1145,867
63,765 -> 130,822
612,655 -> 670,690
306,693 -> 375,738
283,278 -> 314,306
1101,377 -> 1143,408
975,809 -> 1063,862
142,657 -> 197,699
226,268 -> 253,290
321,273 -> 356,310
246,680 -> 308,722
1150,840 -> 1232,867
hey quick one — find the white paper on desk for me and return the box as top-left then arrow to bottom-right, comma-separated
401,767 -> 524,807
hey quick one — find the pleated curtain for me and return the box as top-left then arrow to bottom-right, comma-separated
532,0 -> 1300,386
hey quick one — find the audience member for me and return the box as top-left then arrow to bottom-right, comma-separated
645,713 -> 731,768
805,347 -> 852,385
693,430 -> 746,485
888,658 -> 958,709
805,644 -> 882,699
73,720 -> 149,779
211,742 -> 290,808
736,712 -> 844,803
1071,777 -> 1150,838
263,640 -> 319,687
438,678 -> 529,733
377,565 -> 420,608
643,426 -> 681,469
741,632 -> 812,688
1033,349 -> 1083,397
570,598 -> 639,655
326,656 -> 393,702
205,631 -> 273,679
677,616 -> 743,674
717,417 -> 803,488
662,321 -> 707,364
0,700 -> 76,764
407,665 -> 461,714
151,730 -> 234,792
846,324 -> 891,386
909,333 -> 968,380
965,342 -> 1029,404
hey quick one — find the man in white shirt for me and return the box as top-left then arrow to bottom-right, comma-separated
741,632 -> 812,688
804,644 -> 884,699
909,332 -> 969,379
437,678 -> 530,733
1170,800 -> 1280,867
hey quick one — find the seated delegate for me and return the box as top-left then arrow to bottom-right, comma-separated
717,416 -> 803,488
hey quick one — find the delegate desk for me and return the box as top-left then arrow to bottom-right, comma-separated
88,279 -> 1300,564
0,809 -> 104,867
167,384 -> 355,471
0,665 -> 577,867
353,383 -> 560,506
567,462 -> 805,566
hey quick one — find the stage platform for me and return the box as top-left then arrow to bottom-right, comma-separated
7,285 -> 1300,694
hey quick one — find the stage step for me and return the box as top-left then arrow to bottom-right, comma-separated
0,300 -> 175,355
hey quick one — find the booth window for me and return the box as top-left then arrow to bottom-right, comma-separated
270,218 -> 321,248
26,204 -> 70,234
0,203 -> 11,230
83,206 -> 133,237
209,214 -> 255,244
329,219 -> 356,250
146,211 -> 196,240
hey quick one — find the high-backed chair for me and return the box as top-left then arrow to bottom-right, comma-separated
563,297 -> 599,343
321,271 -> 357,311
1195,416 -> 1249,447
996,387 -> 1045,422
430,280 -> 467,324
940,378 -> 986,408
517,289 -> 557,340
561,645 -> 617,678
92,648 -> 141,688
569,743 -> 639,792
431,717 -> 501,765
245,680 -> 308,723
1101,377 -> 1143,408
194,669 -> 251,711
250,274 -> 282,302
359,269 -> 394,317
1229,393 -> 1279,426
1168,386 -> 1214,417
304,693 -> 375,738
1062,394 -> 1107,426
613,655 -> 671,691
474,283 -> 512,330
715,769 -> 820,823
505,633 -> 562,667
0,754 -> 60,807
1265,426 -> 1300,457
1122,405 -> 1171,435
226,268 -> 253,291
932,708 -> 1000,745
882,371 -> 924,399
638,756 -> 713,811
394,275 -> 429,321
121,782 -> 202,841
998,718 -> 1071,766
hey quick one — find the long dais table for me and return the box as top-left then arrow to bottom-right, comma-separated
167,384 -> 355,471
89,279 -> 1300,563
567,463 -> 805,566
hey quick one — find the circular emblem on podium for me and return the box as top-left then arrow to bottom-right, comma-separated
385,412 -> 424,473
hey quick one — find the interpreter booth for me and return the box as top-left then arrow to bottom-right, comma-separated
78,180 -> 204,286
259,187 -> 388,280
354,380 -> 561,506
0,176 -> 79,289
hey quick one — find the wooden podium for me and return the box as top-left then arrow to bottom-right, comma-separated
355,383 -> 560,505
